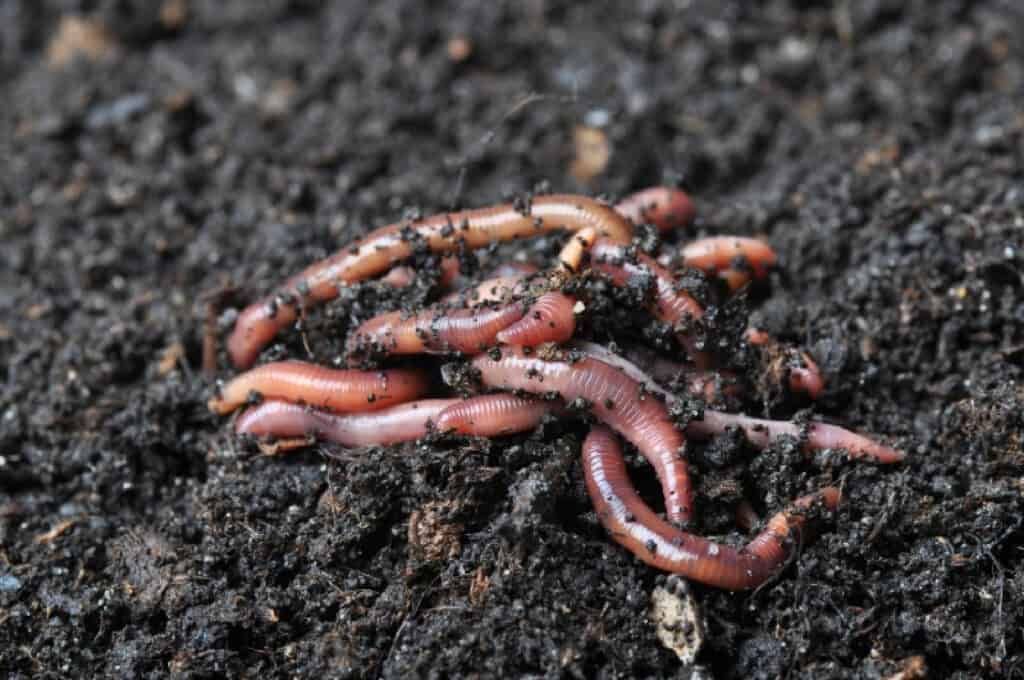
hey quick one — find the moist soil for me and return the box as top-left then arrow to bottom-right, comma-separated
2,2 -> 1023,678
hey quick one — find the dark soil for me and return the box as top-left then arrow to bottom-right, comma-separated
2,2 -> 1023,678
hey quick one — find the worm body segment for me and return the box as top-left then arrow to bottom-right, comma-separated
682,236 -> 778,279
614,187 -> 695,233
236,398 -> 456,447
435,394 -> 557,437
228,195 -> 633,368
472,347 -> 694,522
349,303 -> 525,356
208,361 -> 430,415
583,426 -> 841,590
591,240 -> 709,367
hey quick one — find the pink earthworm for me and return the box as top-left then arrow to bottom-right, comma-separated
472,347 -> 694,523
228,195 -> 633,368
566,345 -> 901,463
569,341 -> 739,402
434,393 -> 559,437
590,239 -> 711,368
583,425 -> 841,590
614,187 -> 696,233
681,236 -> 778,279
496,292 -> 577,346
557,226 -> 599,272
208,361 -> 430,415
235,398 -> 457,448
348,303 -> 525,356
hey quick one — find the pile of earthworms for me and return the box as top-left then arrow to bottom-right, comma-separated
209,187 -> 904,591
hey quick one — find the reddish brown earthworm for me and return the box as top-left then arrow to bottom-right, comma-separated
348,302 -> 525,356
569,341 -> 739,402
614,187 -> 695,233
488,262 -> 541,278
583,425 -> 841,590
228,195 -> 633,368
235,398 -> 457,447
566,345 -> 900,463
681,236 -> 778,279
472,346 -> 694,523
435,393 -> 558,436
208,361 -> 430,415
381,255 -> 462,289
590,239 -> 710,367
495,292 -> 577,346
686,410 -> 905,464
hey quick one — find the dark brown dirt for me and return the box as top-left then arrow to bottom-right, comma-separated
2,2 -> 1023,678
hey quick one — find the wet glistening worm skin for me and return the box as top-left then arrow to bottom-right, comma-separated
208,361 -> 430,415
209,185 -> 907,589
472,346 -> 694,523
568,344 -> 901,463
746,328 -> 825,399
434,393 -> 558,437
348,303 -> 525,356
228,195 -> 633,368
236,398 -> 457,447
583,426 -> 841,590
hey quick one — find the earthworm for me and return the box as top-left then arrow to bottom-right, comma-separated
590,239 -> 710,367
682,236 -> 777,279
208,361 -> 430,415
686,410 -> 905,464
582,425 -> 841,589
228,195 -> 633,368
488,262 -> 541,278
472,347 -> 694,522
348,302 -> 525,356
746,328 -> 825,399
614,187 -> 695,233
434,393 -> 558,436
235,398 -> 457,447
381,255 -> 461,289
495,292 -> 577,346
569,341 -> 739,402
568,345 -> 902,463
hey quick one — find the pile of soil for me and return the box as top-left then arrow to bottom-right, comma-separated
2,2 -> 1022,677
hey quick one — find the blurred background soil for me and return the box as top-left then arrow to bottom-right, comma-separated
1,1 -> 1023,677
